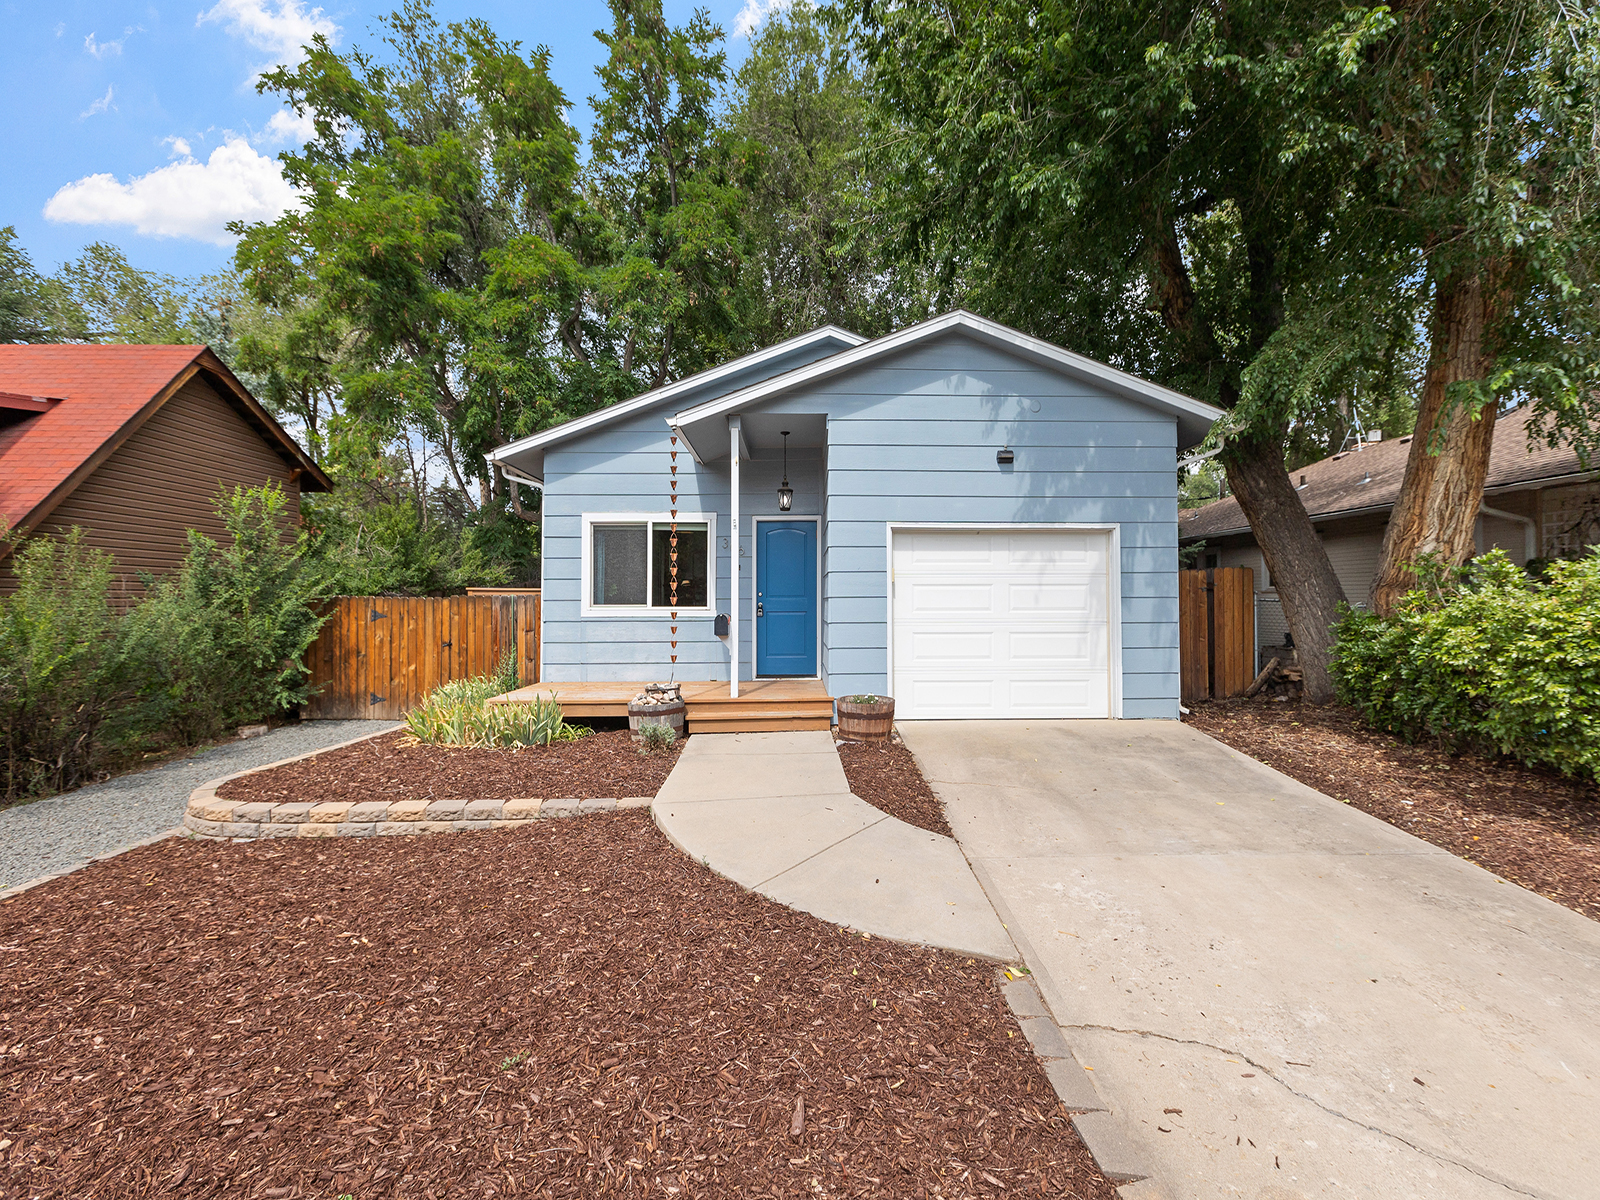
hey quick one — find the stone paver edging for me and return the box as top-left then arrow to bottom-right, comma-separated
181,728 -> 651,840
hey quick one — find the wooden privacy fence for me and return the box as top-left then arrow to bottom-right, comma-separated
303,593 -> 540,720
1179,567 -> 1255,706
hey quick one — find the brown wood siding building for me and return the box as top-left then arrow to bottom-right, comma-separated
0,345 -> 330,608
3,377 -> 299,604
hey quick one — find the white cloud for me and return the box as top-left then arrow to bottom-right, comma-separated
84,28 -> 132,58
733,0 -> 796,37
54,22 -> 66,37
80,86 -> 116,119
164,135 -> 193,158
197,0 -> 339,72
263,107 -> 316,144
43,137 -> 301,245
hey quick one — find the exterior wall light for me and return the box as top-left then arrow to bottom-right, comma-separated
997,447 -> 1015,465
777,430 -> 794,510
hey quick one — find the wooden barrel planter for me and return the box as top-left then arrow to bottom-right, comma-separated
629,686 -> 686,743
836,695 -> 895,743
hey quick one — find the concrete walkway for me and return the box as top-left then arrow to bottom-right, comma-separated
899,719 -> 1600,1200
653,731 -> 1013,960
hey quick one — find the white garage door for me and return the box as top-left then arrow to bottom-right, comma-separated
891,529 -> 1113,719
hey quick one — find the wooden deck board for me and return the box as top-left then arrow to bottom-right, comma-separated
493,679 -> 834,732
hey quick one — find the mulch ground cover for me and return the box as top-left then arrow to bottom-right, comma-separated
837,742 -> 954,839
0,811 -> 1114,1200
218,729 -> 683,806
1186,697 -> 1600,922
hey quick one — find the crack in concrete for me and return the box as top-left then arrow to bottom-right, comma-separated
1062,1021 -> 1555,1200
752,808 -> 888,890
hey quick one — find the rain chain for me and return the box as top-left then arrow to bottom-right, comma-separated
667,435 -> 680,675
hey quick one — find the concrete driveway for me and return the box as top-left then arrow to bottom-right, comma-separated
898,719 -> 1600,1200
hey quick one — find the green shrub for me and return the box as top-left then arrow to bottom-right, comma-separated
404,672 -> 580,749
121,485 -> 330,743
636,721 -> 678,754
0,531 -> 125,799
1332,548 -> 1600,780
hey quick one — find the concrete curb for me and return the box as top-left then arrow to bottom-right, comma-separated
0,826 -> 183,900
180,726 -> 654,841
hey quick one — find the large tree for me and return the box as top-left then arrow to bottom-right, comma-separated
844,0 -> 1386,700
1347,0 -> 1600,613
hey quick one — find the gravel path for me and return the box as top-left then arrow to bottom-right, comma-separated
0,721 -> 397,892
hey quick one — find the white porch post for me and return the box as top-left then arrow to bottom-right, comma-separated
729,416 -> 741,698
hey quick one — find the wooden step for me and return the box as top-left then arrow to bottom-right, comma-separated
684,703 -> 834,721
688,716 -> 834,734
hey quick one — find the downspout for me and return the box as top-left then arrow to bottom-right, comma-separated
729,417 -> 741,699
1478,503 -> 1538,563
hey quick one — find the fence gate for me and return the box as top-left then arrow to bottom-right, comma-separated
303,593 -> 540,720
1178,568 -> 1255,706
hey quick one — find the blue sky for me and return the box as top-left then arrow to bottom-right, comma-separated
0,0 -> 779,280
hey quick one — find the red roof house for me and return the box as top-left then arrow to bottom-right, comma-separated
0,345 -> 330,603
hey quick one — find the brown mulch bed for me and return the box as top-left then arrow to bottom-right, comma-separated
0,813 -> 1114,1200
1186,698 -> 1600,922
218,729 -> 683,805
838,741 -> 954,839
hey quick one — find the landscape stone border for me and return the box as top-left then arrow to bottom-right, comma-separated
181,726 -> 651,841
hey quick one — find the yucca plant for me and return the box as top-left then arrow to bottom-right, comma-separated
404,676 -> 582,749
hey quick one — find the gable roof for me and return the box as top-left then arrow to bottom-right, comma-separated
670,310 -> 1224,460
0,344 -> 331,542
486,324 -> 866,484
1178,404 -> 1595,541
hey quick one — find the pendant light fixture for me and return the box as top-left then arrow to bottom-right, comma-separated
777,430 -> 793,511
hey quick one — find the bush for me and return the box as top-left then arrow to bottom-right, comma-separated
404,665 -> 580,749
0,531 -> 124,799
121,485 -> 330,743
1332,549 -> 1600,780
636,722 -> 678,754
0,485 -> 332,801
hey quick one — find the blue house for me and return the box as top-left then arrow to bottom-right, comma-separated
487,311 -> 1220,722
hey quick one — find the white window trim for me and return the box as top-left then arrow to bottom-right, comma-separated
581,511 -> 718,618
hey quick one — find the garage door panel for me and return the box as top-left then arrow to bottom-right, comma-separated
907,629 -> 996,662
907,582 -> 996,613
893,528 -> 1113,720
1007,629 -> 1099,665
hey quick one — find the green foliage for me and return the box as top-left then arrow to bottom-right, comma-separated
636,721 -> 678,754
120,485 -> 332,744
0,531 -> 124,799
0,227 -> 49,343
1332,550 -> 1600,780
404,679 -> 580,749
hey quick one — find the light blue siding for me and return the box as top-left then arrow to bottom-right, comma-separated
536,330 -> 1185,717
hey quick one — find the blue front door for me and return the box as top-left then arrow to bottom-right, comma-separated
756,520 -> 818,677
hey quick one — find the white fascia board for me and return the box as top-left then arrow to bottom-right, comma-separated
484,324 -> 866,471
670,310 -> 1225,451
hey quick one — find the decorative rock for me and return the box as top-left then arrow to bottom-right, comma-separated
200,799 -> 239,823
232,802 -> 275,823
308,802 -> 351,824
237,724 -> 270,740
462,799 -> 503,820
271,803 -> 314,824
541,798 -> 581,819
184,817 -> 225,837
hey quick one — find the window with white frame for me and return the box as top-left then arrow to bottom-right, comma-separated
585,514 -> 713,612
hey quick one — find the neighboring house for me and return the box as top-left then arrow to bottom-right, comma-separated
488,310 -> 1221,720
0,344 -> 331,605
1179,404 -> 1599,649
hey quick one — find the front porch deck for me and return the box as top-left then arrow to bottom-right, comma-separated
494,679 -> 834,734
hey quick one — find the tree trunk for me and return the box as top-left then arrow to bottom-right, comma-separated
1223,427 -> 1348,704
1369,269 -> 1500,616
